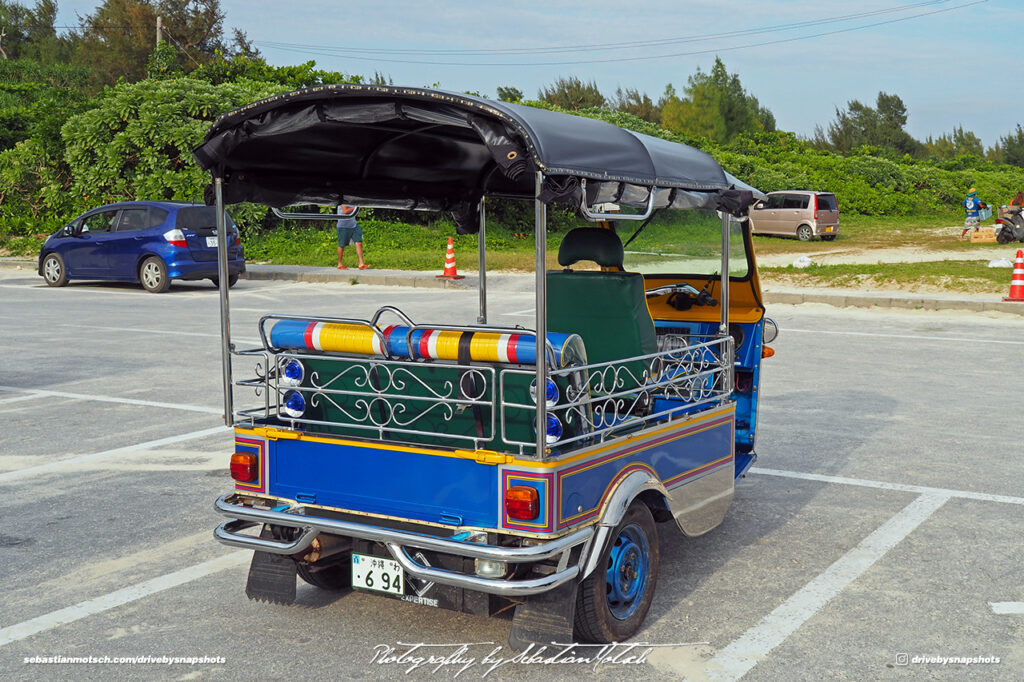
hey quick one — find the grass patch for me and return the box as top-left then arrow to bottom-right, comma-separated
749,212 -> 1000,257
761,260 -> 1010,293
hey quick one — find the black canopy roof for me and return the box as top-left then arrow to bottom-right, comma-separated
193,84 -> 753,214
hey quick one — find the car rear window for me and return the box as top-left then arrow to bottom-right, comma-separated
147,208 -> 169,228
176,206 -> 236,232
816,194 -> 838,211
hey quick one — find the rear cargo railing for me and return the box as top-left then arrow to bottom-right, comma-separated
229,310 -> 732,455
499,334 -> 734,450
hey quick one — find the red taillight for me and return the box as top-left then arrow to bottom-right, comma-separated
233,234 -> 241,246
505,486 -> 539,520
163,228 -> 188,248
230,452 -> 258,482
813,194 -> 818,221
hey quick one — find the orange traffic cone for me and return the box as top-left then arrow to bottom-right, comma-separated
1005,249 -> 1024,302
436,236 -> 465,280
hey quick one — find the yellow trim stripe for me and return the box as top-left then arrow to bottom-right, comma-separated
236,403 -> 734,469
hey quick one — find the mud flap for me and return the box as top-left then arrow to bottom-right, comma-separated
244,526 -> 297,604
507,581 -> 579,651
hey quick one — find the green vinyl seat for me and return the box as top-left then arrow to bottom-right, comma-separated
546,228 -> 658,389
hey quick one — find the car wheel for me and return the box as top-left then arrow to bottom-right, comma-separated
42,253 -> 68,287
821,235 -> 837,241
296,557 -> 351,590
796,225 -> 814,241
209,274 -> 239,288
574,501 -> 659,643
139,256 -> 170,293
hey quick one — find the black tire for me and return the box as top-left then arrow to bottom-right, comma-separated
41,253 -> 68,287
574,502 -> 659,643
296,557 -> 351,590
139,256 -> 170,293
996,228 -> 1012,244
209,273 -> 239,288
796,225 -> 813,241
821,235 -> 837,242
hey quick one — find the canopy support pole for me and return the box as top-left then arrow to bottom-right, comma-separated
719,211 -> 733,394
534,172 -> 548,459
477,197 -> 487,324
215,177 -> 234,426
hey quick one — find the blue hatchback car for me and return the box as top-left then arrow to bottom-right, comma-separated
38,201 -> 246,293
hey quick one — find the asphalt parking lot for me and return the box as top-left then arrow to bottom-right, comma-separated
1,269 -> 1023,681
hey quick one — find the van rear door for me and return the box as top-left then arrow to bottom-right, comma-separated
815,193 -> 840,231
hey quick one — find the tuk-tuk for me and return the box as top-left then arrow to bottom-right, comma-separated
193,85 -> 777,647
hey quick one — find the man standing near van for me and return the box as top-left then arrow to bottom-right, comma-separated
336,205 -> 368,269
960,188 -> 988,240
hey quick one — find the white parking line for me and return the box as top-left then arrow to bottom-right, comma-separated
0,386 -> 221,416
990,602 -> 1024,615
0,393 -> 46,405
0,425 -> 230,483
707,493 -> 950,681
750,467 -> 1024,506
783,328 -> 1024,346
56,323 -> 261,346
0,552 -> 248,648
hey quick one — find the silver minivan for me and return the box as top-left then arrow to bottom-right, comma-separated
749,191 -> 840,241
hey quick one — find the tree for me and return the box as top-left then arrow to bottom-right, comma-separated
538,76 -> 605,110
612,86 -> 659,123
820,91 -> 922,156
72,0 -> 230,85
496,85 -> 522,103
924,126 -> 983,160
995,124 -> 1024,168
658,58 -> 774,143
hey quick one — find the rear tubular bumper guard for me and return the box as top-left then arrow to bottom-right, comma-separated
214,494 -> 595,597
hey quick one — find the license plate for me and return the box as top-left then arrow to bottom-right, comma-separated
825,227 -> 833,232
205,236 -> 218,247
351,553 -> 404,595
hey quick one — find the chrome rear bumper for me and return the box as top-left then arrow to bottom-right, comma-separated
213,494 -> 594,597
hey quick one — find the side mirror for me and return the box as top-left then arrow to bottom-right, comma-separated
753,201 -> 765,210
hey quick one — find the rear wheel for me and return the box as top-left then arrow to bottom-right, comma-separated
139,256 -> 170,293
296,558 -> 351,590
796,225 -> 813,241
42,253 -> 68,287
997,228 -> 1012,244
209,273 -> 239,288
574,502 -> 659,643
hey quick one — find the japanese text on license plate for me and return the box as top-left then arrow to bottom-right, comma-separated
351,553 -> 404,595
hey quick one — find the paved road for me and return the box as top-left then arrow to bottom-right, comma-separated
1,270 -> 1023,681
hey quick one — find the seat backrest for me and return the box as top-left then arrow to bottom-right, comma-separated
547,229 -> 657,368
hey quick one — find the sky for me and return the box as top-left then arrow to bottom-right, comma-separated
52,0 -> 1020,148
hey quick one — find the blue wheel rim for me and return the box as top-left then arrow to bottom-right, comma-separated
605,523 -> 650,620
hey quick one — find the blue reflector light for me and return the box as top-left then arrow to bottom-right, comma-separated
282,390 -> 306,418
530,378 -> 559,407
281,358 -> 304,386
545,414 -> 562,444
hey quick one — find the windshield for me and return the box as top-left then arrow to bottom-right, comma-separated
620,209 -> 750,278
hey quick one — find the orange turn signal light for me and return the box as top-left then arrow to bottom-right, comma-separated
505,486 -> 540,520
230,452 -> 258,482
762,345 -> 775,358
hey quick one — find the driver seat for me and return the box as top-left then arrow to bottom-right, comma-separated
546,229 -> 658,370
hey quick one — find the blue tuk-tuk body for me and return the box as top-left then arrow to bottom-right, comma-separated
195,85 -> 776,646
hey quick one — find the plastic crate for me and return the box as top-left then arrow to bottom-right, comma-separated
979,207 -> 993,221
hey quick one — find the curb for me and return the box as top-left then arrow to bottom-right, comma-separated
243,266 -> 476,290
761,291 -> 1024,315
3,257 -> 1022,314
